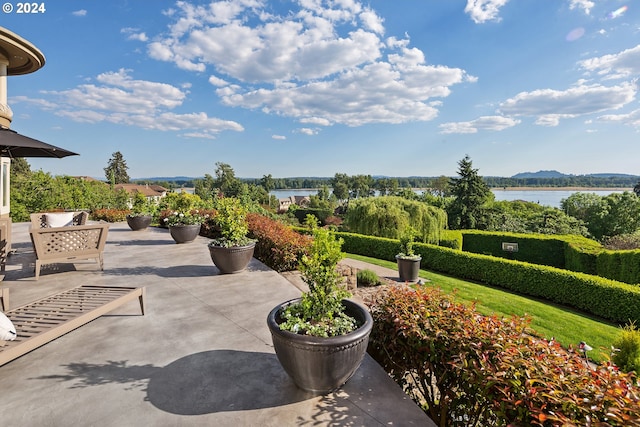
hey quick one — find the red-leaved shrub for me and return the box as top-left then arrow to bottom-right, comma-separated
369,286 -> 640,426
247,213 -> 312,272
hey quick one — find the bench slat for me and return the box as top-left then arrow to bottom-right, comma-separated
0,285 -> 145,366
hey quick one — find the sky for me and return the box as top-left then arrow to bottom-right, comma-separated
1,0 -> 639,179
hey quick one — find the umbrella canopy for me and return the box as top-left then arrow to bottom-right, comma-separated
0,128 -> 78,158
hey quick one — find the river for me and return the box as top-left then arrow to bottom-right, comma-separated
272,188 -> 631,209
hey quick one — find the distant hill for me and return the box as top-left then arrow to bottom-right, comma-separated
511,171 -> 638,179
511,170 -> 566,179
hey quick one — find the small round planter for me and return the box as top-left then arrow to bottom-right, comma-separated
208,242 -> 256,274
396,255 -> 422,283
267,298 -> 373,394
126,214 -> 152,231
169,224 -> 201,244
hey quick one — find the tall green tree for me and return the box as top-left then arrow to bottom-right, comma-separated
448,155 -> 492,229
214,162 -> 242,197
104,151 -> 130,184
430,175 -> 450,197
261,174 -> 275,194
331,173 -> 350,201
10,157 -> 30,178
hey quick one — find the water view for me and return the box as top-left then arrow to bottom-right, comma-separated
272,189 -> 630,209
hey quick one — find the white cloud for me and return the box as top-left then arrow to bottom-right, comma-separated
208,75 -> 229,87
464,0 -> 509,24
298,128 -> 319,135
597,109 -> 640,129
12,69 -> 243,138
272,134 -> 287,140
121,28 -> 148,42
148,0 -> 473,126
498,83 -> 636,126
579,44 -> 640,79
439,116 -> 520,134
72,9 -> 87,17
568,0 -> 594,15
359,8 -> 384,35
300,117 -> 332,126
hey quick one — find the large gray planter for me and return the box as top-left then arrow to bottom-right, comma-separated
169,224 -> 201,244
396,255 -> 422,283
208,242 -> 256,274
267,298 -> 373,394
126,214 -> 152,231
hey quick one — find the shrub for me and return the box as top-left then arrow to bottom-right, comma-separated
356,269 -> 381,287
92,208 -> 130,222
370,286 -> 640,426
345,196 -> 447,244
604,233 -> 640,250
613,323 -> 640,373
247,213 -> 312,272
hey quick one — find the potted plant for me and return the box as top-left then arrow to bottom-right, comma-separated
396,227 -> 422,283
207,197 -> 256,274
126,191 -> 156,231
266,221 -> 373,393
163,209 -> 207,244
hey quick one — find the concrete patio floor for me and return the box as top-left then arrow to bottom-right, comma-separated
0,221 -> 434,426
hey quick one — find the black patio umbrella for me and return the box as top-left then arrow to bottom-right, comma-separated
0,127 -> 78,158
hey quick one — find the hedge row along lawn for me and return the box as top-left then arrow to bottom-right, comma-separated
347,253 -> 622,364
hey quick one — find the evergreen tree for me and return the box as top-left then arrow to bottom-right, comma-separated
104,151 -> 130,184
448,155 -> 492,229
10,157 -> 31,178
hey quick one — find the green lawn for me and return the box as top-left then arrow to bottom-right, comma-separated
347,253 -> 622,363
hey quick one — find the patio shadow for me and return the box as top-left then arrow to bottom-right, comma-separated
32,350 -> 313,415
147,350 -> 313,415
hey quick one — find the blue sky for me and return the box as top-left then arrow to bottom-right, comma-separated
2,0 -> 639,179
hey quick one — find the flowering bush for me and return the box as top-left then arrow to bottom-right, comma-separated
247,213 -> 312,272
161,209 -> 209,227
92,208 -> 130,222
369,286 -> 640,426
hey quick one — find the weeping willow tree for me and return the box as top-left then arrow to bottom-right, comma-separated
345,196 -> 447,244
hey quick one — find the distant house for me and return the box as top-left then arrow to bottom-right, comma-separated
278,195 -> 311,212
114,183 -> 168,204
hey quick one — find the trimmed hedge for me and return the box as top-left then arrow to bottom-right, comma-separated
336,231 -> 640,324
460,230 -> 640,285
597,249 -> 640,285
439,229 -> 462,250
462,230 -> 566,268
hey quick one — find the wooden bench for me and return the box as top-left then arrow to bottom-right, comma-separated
29,212 -> 109,280
0,285 -> 145,366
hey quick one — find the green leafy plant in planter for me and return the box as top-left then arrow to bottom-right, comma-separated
208,197 -> 255,247
279,223 -> 356,337
267,221 -> 373,393
396,227 -> 422,282
208,197 -> 256,274
126,191 -> 157,230
129,191 -> 157,216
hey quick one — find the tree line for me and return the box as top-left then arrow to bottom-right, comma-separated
10,152 -> 640,245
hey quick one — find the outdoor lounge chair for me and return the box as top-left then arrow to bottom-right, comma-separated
29,212 -> 109,279
0,285 -> 145,366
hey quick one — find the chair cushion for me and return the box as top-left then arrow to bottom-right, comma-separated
0,311 -> 16,341
45,212 -> 75,227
